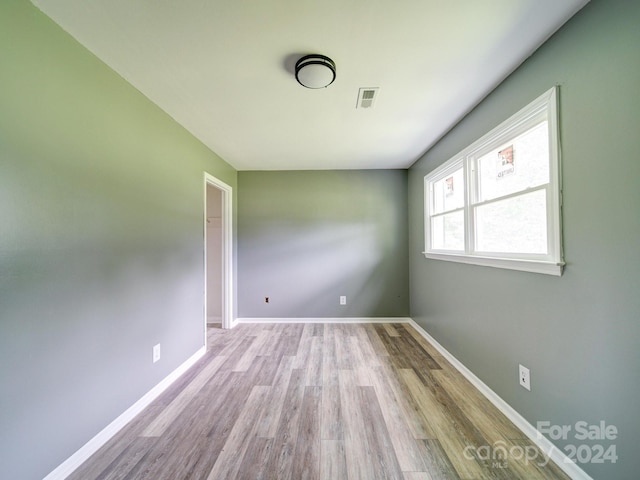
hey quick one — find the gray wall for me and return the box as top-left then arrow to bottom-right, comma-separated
238,170 -> 409,318
408,0 -> 639,478
0,2 -> 237,479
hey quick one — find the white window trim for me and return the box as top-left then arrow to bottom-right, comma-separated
423,87 -> 564,276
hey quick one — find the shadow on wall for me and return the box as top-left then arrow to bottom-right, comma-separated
237,170 -> 409,318
240,222 -> 399,317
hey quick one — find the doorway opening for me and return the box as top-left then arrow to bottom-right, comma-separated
204,173 -> 233,336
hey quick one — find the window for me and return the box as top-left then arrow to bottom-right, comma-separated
424,87 -> 564,276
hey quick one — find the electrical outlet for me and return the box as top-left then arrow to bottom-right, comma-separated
340,296 -> 347,305
153,344 -> 161,363
265,297 -> 269,304
519,364 -> 531,391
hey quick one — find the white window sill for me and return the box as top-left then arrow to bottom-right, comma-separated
422,252 -> 564,276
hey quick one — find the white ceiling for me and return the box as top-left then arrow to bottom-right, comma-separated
32,0 -> 588,171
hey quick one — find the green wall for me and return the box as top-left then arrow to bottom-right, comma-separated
238,170 -> 409,318
408,0 -> 639,478
0,2 -> 236,478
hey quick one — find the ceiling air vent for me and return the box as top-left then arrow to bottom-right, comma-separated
357,87 -> 379,109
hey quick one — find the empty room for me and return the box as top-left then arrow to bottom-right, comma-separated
1,0 -> 638,479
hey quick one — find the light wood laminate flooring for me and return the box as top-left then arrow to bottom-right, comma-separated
68,323 -> 570,480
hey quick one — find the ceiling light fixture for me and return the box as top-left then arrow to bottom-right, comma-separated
295,54 -> 336,89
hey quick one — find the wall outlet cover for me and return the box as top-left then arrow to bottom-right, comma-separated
153,344 -> 161,363
519,364 -> 531,391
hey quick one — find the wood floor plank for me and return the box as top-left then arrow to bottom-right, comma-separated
130,405 -> 214,479
291,386 -> 322,480
134,424 -> 216,480
377,356 -> 438,440
383,323 -> 402,337
135,360 -> 269,479
215,328 -> 254,358
293,323 -> 315,369
430,368 -> 525,443
358,385 -> 404,479
262,368 -> 307,480
364,323 -> 391,357
394,350 -> 517,477
141,354 -> 227,437
238,436 -> 274,480
322,326 -> 340,387
504,438 -> 570,480
374,324 -> 413,369
399,368 -> 488,480
396,326 -> 442,370
354,324 -> 383,367
66,405 -> 164,480
265,330 -> 290,358
335,328 -> 356,370
233,329 -> 273,372
96,440 -> 155,480
401,323 -> 446,360
280,329 -> 305,356
417,438 -> 462,480
305,335 -> 323,386
310,322 -> 324,336
205,328 -> 239,357
402,473 -> 433,480
320,384 -> 343,441
370,365 -> 428,472
404,368 -> 521,480
156,347 -> 225,405
253,353 -> 283,386
256,330 -> 282,356
204,357 -> 273,439
205,385 -> 271,480
72,437 -> 156,480
339,368 -> 377,480
320,440 -> 348,480
349,335 -> 374,386
255,355 -> 296,438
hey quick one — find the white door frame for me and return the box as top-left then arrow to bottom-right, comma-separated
204,172 -> 234,332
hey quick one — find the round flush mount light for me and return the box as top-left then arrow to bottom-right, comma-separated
295,54 -> 336,89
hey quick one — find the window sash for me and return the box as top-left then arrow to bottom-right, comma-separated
472,187 -> 550,259
428,161 -> 464,215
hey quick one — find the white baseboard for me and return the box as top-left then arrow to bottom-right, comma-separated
44,319 -> 590,480
235,317 -> 412,324
407,319 -> 591,480
43,345 -> 207,480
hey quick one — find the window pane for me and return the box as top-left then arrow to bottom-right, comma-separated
432,167 -> 464,214
431,211 -> 464,251
475,189 -> 547,254
476,121 -> 549,203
